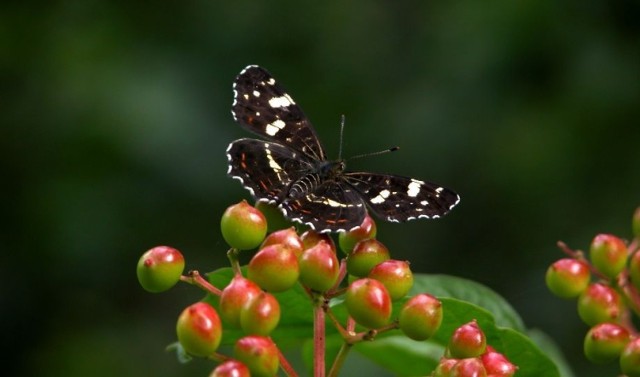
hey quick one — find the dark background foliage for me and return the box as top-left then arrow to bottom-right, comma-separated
2,1 -> 639,376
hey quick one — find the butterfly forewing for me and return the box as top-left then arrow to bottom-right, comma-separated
344,173 -> 460,222
232,65 -> 326,161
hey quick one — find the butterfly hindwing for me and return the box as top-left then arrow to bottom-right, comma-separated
343,173 -> 460,222
232,65 -> 326,161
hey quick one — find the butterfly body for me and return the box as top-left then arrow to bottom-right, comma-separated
227,65 -> 460,233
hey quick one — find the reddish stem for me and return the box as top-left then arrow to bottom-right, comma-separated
180,270 -> 222,296
314,297 -> 326,377
273,338 -> 298,377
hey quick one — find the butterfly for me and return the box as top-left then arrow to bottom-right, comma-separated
226,65 -> 460,233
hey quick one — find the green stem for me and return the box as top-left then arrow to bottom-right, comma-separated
327,342 -> 352,377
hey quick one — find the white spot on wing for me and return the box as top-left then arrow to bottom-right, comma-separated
268,94 -> 295,108
407,179 -> 423,197
252,90 -> 261,97
370,189 -> 391,204
265,119 -> 286,136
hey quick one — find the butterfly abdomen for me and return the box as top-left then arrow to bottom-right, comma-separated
288,173 -> 321,200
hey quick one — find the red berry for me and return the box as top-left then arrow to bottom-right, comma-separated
545,258 -> 590,299
448,321 -> 487,359
450,358 -> 487,377
240,291 -> 280,336
338,214 -> 377,254
248,244 -> 299,292
481,347 -> 517,376
577,283 -> 624,326
219,276 -> 262,328
210,360 -> 250,377
221,200 -> 268,250
300,230 -> 336,252
434,358 -> 459,377
346,239 -> 390,277
298,240 -> 340,292
345,278 -> 392,329
398,293 -> 443,340
584,323 -> 630,364
176,302 -> 222,357
620,337 -> 640,377
590,234 -> 628,279
137,246 -> 185,293
369,260 -> 413,300
233,336 -> 279,377
260,227 -> 304,259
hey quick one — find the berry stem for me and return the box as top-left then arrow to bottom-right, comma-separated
313,296 -> 326,377
179,270 -> 222,296
226,248 -> 243,276
327,342 -> 351,377
556,241 -> 608,280
273,338 -> 298,377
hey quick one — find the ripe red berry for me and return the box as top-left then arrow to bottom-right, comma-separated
577,283 -> 624,326
620,337 -> 640,377
176,302 -> 222,357
345,278 -> 392,329
233,336 -> 279,377
137,246 -> 185,293
346,239 -> 390,277
433,357 -> 459,377
590,234 -> 628,279
260,227 -> 304,259
221,200 -> 268,250
398,293 -> 443,340
583,323 -> 630,364
545,258 -> 591,299
219,276 -> 262,328
248,244 -> 299,292
240,291 -> 281,336
338,214 -> 377,254
210,360 -> 250,377
448,321 -> 487,359
450,357 -> 487,377
481,347 -> 517,376
369,260 -> 413,300
298,240 -> 340,292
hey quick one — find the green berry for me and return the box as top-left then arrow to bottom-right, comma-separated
234,336 -> 279,377
577,283 -> 624,326
398,294 -> 443,340
176,302 -> 222,357
448,320 -> 487,359
590,234 -> 628,279
345,278 -> 392,329
346,239 -> 390,277
240,292 -> 280,336
369,260 -> 413,300
620,337 -> 640,377
298,240 -> 340,292
584,323 -> 630,364
137,246 -> 185,293
629,252 -> 640,291
221,200 -> 267,250
338,214 -> 377,254
255,201 -> 291,233
248,244 -> 299,292
545,258 -> 590,299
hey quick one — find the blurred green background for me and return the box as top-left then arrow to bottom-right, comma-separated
3,1 -> 639,376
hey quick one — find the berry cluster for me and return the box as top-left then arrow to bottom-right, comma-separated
137,200 -> 518,376
546,207 -> 640,376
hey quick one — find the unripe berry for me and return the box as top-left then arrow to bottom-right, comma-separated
234,336 -> 279,377
219,276 -> 262,328
176,302 -> 222,357
433,358 -> 458,377
450,358 -> 487,377
255,201 -> 290,233
345,278 -> 392,329
240,291 -> 280,336
210,360 -> 250,377
481,347 -> 517,376
338,214 -> 377,254
583,323 -> 630,364
298,240 -> 340,292
629,251 -> 640,291
260,227 -> 304,259
577,283 -> 624,326
137,246 -> 185,293
545,258 -> 590,298
620,337 -> 640,377
248,244 -> 299,292
369,260 -> 413,300
221,200 -> 267,250
346,239 -> 390,277
398,293 -> 443,340
448,321 -> 487,359
300,229 -> 336,252
590,234 -> 628,279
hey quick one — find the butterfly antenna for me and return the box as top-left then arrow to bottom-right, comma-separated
338,114 -> 346,161
348,146 -> 400,161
